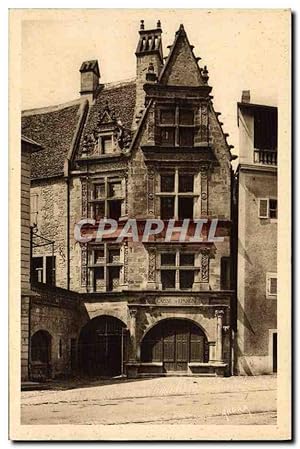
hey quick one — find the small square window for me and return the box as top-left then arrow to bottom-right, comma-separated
161,253 -> 176,266
161,174 -> 175,192
179,174 -> 194,192
161,270 -> 176,289
266,272 -> 277,298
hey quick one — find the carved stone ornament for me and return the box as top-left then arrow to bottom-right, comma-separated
81,103 -> 133,156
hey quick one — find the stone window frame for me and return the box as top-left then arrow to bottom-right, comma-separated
156,104 -> 197,147
87,243 -> 124,293
88,175 -> 126,221
155,168 -> 201,220
156,247 -> 201,291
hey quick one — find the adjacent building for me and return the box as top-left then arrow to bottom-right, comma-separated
235,91 -> 277,375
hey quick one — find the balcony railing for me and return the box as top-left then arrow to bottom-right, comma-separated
254,149 -> 277,166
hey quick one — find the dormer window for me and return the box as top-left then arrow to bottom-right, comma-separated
158,106 -> 195,147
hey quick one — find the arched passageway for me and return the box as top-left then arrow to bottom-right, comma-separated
78,315 -> 127,377
141,319 -> 209,372
30,330 -> 52,380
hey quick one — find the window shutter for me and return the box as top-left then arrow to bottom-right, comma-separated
258,199 -> 268,218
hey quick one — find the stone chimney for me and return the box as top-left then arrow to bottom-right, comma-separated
133,20 -> 164,128
241,90 -> 251,103
79,60 -> 100,102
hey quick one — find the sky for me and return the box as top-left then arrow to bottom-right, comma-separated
21,9 -> 290,154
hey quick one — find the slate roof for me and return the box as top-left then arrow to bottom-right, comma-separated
21,80 -> 136,179
78,80 -> 136,156
22,102 -> 83,180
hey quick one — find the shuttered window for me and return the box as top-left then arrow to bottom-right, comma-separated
266,272 -> 277,298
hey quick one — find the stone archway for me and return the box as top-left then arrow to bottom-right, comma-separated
140,318 -> 209,372
78,315 -> 127,377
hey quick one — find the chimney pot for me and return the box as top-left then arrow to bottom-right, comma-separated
241,90 -> 250,103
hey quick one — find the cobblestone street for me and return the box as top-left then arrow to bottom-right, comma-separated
21,375 -> 277,425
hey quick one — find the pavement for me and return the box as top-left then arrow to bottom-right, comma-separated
21,375 -> 277,425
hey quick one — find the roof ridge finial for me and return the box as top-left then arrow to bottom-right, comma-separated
202,65 -> 209,84
140,19 -> 144,30
157,20 -> 161,29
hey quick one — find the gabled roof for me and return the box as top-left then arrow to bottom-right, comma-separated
159,24 -> 206,87
78,80 -> 136,156
22,100 -> 85,180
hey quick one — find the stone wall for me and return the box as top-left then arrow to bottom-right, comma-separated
31,178 -> 68,289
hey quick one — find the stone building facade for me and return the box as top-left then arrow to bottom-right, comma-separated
235,91 -> 277,375
21,22 -> 237,379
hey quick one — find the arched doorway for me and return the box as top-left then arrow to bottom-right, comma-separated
141,319 -> 209,372
30,330 -> 52,381
78,315 -> 127,377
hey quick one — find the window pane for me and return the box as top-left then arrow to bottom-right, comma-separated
161,128 -> 175,145
94,267 -> 105,291
161,253 -> 176,266
269,199 -> 277,218
94,183 -> 105,199
179,128 -> 194,146
160,174 -> 175,192
108,266 -> 120,291
94,247 -> 105,264
102,136 -> 113,154
31,257 -> 43,283
254,108 -> 277,150
270,277 -> 277,295
179,271 -> 194,289
160,110 -> 175,124
46,256 -> 56,285
180,254 -> 194,266
161,270 -> 176,289
221,257 -> 231,290
108,248 -> 120,264
108,200 -> 122,220
259,199 -> 268,218
179,174 -> 194,192
160,197 -> 175,219
93,202 -> 105,220
179,109 -> 194,125
108,181 -> 122,198
178,197 -> 194,219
